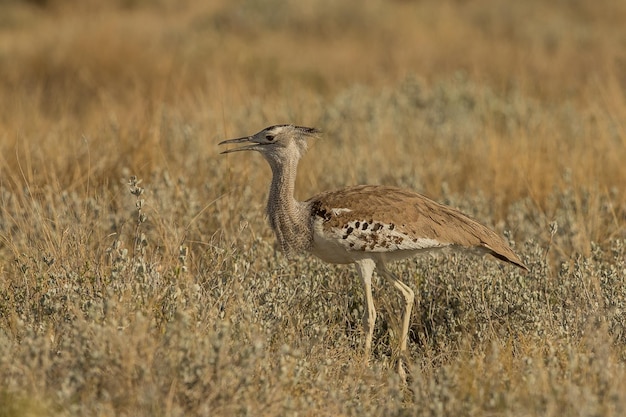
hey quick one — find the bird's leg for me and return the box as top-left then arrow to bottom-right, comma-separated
355,259 -> 377,362
377,263 -> 414,382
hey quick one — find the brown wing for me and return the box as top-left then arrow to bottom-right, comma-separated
308,185 -> 527,270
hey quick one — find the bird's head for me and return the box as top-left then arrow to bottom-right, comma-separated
219,125 -> 320,165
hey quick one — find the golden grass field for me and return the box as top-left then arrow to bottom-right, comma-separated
1,0 -> 626,415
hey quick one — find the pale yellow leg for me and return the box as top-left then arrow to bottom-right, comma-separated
355,259 -> 377,361
376,262 -> 414,382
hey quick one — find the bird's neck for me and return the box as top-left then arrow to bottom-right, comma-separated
266,157 -> 311,257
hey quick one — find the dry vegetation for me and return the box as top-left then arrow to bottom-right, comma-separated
1,0 -> 626,415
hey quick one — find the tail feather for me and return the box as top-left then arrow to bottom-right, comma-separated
488,247 -> 528,271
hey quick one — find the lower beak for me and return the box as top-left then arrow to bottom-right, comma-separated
218,136 -> 258,154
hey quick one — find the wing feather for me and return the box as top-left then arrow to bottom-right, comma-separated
308,185 -> 527,270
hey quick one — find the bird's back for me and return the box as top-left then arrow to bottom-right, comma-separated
307,185 -> 527,270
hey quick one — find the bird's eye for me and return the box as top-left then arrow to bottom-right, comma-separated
265,134 -> 275,141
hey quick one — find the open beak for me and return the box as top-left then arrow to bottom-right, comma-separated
218,136 -> 259,154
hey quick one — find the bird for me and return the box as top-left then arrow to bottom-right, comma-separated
219,124 -> 527,380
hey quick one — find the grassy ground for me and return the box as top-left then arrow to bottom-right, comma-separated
1,0 -> 626,415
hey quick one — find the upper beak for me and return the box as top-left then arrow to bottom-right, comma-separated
218,136 -> 258,154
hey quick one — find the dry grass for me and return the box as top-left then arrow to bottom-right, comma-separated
1,0 -> 626,415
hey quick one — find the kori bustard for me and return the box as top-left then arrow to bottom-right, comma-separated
219,124 -> 527,380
